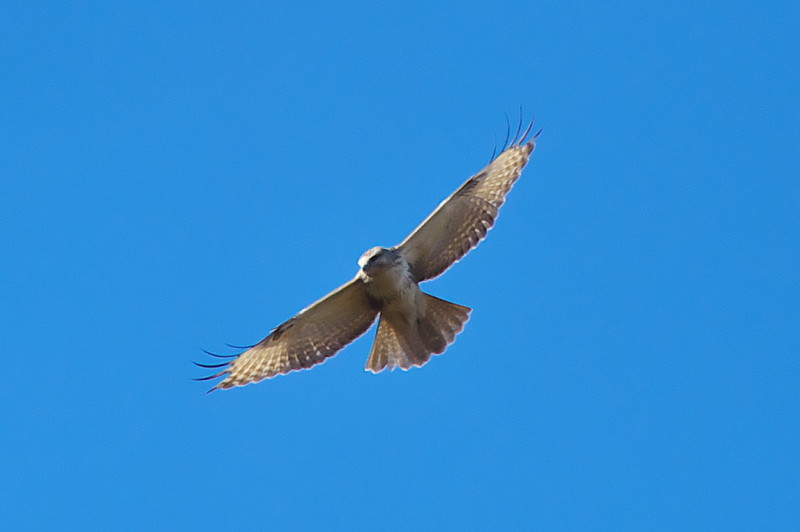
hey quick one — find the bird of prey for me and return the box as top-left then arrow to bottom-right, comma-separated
196,119 -> 540,391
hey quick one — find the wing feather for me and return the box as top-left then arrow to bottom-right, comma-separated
398,135 -> 538,282
199,279 -> 378,390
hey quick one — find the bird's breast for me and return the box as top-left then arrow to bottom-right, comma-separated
361,264 -> 417,308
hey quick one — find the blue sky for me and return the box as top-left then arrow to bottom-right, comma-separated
2,1 -> 798,530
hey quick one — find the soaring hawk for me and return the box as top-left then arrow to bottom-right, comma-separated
197,119 -> 540,391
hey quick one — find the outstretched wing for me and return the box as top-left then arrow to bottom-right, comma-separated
398,129 -> 539,282
197,279 -> 378,391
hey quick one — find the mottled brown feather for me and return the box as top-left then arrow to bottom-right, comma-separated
211,279 -> 378,390
398,140 -> 536,282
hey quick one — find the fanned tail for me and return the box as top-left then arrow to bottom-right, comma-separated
366,293 -> 471,373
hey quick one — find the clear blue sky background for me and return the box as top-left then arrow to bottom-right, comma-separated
2,2 -> 798,530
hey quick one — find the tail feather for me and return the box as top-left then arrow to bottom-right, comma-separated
366,316 -> 404,372
420,294 -> 471,352
365,293 -> 471,373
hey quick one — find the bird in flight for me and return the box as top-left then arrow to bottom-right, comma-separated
196,118 -> 541,391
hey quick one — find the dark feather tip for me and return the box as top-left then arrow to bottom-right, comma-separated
513,106 -> 525,145
519,117 -> 535,145
201,348 -> 238,359
193,370 -> 229,382
193,361 -> 230,369
502,112 -> 512,152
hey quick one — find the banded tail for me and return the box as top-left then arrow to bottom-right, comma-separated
366,293 -> 471,373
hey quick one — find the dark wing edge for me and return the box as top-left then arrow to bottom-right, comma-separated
194,278 -> 379,392
397,117 -> 541,282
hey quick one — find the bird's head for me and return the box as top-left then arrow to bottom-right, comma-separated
358,247 -> 402,277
